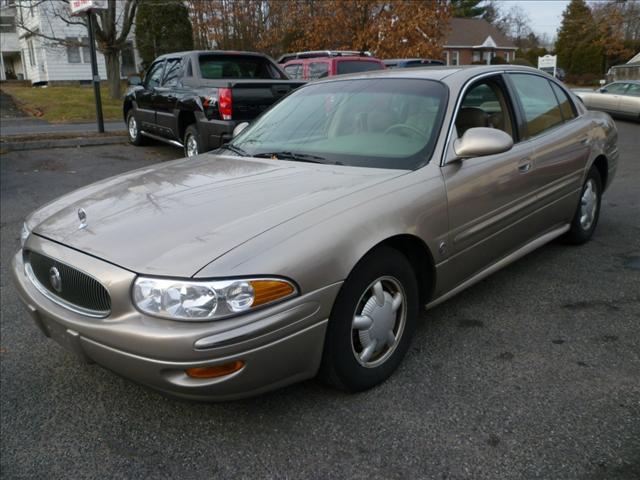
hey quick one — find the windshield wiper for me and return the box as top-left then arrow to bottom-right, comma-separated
253,151 -> 339,165
221,144 -> 248,156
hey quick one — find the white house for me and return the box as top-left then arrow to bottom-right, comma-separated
0,0 -> 141,83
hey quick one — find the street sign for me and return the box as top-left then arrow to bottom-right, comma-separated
69,0 -> 107,15
538,55 -> 557,69
538,54 -> 557,78
69,0 -> 107,132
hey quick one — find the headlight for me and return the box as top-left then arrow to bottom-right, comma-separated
132,277 -> 297,320
20,223 -> 30,248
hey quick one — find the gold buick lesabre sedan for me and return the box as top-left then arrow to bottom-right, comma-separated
13,65 -> 617,400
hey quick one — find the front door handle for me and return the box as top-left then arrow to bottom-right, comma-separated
518,161 -> 532,173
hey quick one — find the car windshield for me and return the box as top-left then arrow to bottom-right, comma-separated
198,55 -> 284,79
229,78 -> 447,169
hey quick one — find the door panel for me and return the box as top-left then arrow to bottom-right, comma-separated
509,74 -> 590,226
154,58 -> 183,139
442,140 -> 536,282
137,60 -> 165,131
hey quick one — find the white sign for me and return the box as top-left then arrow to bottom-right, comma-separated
70,0 -> 108,15
538,54 -> 557,69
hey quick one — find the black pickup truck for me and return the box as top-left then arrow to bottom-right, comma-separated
123,50 -> 305,157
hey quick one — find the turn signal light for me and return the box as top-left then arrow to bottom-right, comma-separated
250,280 -> 295,307
185,360 -> 245,379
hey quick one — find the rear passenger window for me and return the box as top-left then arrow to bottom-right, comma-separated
336,60 -> 383,75
550,82 -> 576,121
626,83 -> 640,97
309,62 -> 329,79
284,63 -> 302,79
510,73 -> 564,138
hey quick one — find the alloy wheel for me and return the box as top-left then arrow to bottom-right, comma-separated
186,134 -> 198,157
128,115 -> 137,140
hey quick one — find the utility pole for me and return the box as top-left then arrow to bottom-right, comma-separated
86,11 -> 105,133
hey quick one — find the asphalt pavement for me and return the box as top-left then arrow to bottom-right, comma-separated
1,122 -> 639,479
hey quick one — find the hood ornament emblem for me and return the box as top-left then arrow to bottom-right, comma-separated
49,266 -> 62,293
78,208 -> 87,230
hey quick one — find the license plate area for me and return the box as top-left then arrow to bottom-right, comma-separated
35,310 -> 92,364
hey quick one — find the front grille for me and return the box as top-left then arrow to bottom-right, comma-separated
26,251 -> 111,317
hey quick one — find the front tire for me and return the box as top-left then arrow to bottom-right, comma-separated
184,124 -> 201,158
319,246 -> 419,392
127,110 -> 145,146
564,166 -> 602,244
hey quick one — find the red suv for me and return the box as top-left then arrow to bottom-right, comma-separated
279,51 -> 385,80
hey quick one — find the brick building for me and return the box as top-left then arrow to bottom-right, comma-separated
443,18 -> 517,66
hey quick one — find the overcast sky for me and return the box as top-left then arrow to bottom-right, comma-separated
498,0 -> 570,39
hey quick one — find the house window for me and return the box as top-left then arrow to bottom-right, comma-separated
121,41 -> 136,76
27,38 -> 36,66
81,37 -> 91,63
451,51 -> 459,66
0,15 -> 16,33
66,37 -> 81,63
472,51 -> 481,63
504,52 -> 510,62
66,37 -> 91,64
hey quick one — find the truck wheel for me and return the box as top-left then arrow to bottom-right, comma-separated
184,125 -> 201,158
319,246 -> 419,392
127,110 -> 146,146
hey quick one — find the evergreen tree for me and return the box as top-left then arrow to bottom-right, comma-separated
136,0 -> 194,69
555,0 -> 602,75
450,0 -> 486,18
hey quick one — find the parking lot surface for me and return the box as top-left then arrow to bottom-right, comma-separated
1,123 -> 639,479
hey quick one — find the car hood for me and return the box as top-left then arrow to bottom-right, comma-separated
30,154 -> 404,277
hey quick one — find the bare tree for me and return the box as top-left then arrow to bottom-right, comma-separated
14,0 -> 138,99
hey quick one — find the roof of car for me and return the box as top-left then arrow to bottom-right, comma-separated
155,50 -> 271,60
309,64 -> 545,84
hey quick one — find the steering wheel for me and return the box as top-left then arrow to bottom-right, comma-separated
384,123 -> 424,139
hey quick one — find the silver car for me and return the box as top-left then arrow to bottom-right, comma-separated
574,80 -> 640,121
12,65 -> 618,400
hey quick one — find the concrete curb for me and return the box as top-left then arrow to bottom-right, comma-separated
1,134 -> 128,152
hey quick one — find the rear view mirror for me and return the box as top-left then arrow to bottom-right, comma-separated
128,75 -> 142,86
454,127 -> 513,158
233,122 -> 250,138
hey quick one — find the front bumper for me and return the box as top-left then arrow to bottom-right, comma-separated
11,237 -> 341,401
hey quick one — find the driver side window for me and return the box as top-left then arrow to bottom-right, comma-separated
455,79 -> 514,138
144,61 -> 164,89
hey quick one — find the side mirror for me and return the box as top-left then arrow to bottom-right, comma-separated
599,87 -> 607,93
453,127 -> 513,159
232,122 -> 250,138
128,75 -> 142,86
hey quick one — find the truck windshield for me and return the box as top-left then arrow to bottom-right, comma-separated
198,55 -> 285,80
230,78 -> 448,170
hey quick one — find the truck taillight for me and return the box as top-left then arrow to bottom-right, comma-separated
218,88 -> 232,120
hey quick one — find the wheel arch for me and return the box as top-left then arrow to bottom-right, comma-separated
123,99 -> 134,123
591,154 -> 608,191
177,110 -> 197,141
355,234 -> 436,307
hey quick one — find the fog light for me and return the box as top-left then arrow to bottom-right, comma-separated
185,360 -> 245,378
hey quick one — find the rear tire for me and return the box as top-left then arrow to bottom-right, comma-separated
127,110 -> 145,146
319,246 -> 419,392
184,124 -> 201,158
564,166 -> 602,245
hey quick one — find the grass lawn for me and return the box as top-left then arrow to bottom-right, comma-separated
1,84 -> 123,123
